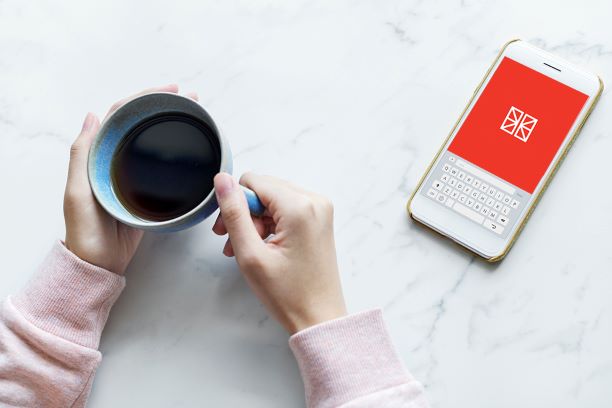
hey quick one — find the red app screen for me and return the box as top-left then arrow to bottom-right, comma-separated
448,57 -> 589,193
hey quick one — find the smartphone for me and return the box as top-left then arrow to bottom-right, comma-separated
407,40 -> 603,262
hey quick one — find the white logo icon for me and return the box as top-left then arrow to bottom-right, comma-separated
500,106 -> 538,142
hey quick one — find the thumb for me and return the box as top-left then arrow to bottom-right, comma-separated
214,173 -> 264,263
66,112 -> 100,195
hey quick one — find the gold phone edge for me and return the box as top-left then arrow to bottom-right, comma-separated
405,38 -> 604,263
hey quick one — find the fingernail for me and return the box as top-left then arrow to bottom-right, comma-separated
81,112 -> 95,131
214,173 -> 236,199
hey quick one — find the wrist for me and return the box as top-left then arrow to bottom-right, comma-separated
291,306 -> 348,334
64,237 -> 124,275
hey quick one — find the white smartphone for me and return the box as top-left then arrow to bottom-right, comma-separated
407,40 -> 603,261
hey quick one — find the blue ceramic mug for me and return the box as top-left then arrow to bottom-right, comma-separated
88,92 -> 264,232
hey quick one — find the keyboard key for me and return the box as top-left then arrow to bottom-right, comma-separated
453,202 -> 484,224
433,159 -> 518,235
484,219 -> 504,234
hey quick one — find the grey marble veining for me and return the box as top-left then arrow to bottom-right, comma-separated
1,1 -> 611,407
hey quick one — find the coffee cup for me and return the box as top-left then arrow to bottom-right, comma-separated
88,92 -> 264,232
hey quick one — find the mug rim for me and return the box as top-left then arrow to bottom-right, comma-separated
87,92 -> 230,230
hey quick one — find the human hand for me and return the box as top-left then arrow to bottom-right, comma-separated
63,84 -> 199,274
212,173 -> 347,333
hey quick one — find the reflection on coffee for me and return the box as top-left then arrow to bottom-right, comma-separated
111,114 -> 221,221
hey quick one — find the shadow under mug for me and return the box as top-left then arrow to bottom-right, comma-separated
88,92 -> 264,232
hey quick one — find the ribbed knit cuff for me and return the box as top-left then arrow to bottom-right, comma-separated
11,241 -> 125,349
289,309 -> 412,408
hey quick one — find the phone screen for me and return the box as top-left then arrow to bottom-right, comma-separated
448,57 -> 589,193
423,57 -> 589,237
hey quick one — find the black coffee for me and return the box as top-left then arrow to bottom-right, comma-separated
111,113 -> 221,221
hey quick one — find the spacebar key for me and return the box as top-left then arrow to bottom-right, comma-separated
453,202 -> 485,224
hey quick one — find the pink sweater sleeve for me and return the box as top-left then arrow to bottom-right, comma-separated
289,310 -> 429,408
0,242 -> 124,407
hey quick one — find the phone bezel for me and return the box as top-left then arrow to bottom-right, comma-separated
407,39 -> 603,261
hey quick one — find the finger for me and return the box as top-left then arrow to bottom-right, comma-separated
263,216 -> 277,235
223,238 -> 234,257
104,84 -> 179,120
239,172 -> 312,217
223,220 -> 270,255
214,173 -> 265,264
212,213 -> 227,235
185,91 -> 199,101
220,218 -> 274,257
214,212 -> 270,243
213,210 -> 269,238
66,113 -> 101,195
252,217 -> 267,237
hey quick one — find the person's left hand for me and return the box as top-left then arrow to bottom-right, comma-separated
63,84 -> 199,274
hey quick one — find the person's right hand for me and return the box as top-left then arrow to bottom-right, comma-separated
212,173 -> 347,334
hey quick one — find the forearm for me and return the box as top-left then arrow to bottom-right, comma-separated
290,310 -> 429,408
0,242 -> 124,407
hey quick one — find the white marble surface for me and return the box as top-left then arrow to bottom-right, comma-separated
1,1 -> 611,407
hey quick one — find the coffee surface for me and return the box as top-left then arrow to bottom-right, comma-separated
111,114 -> 221,221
